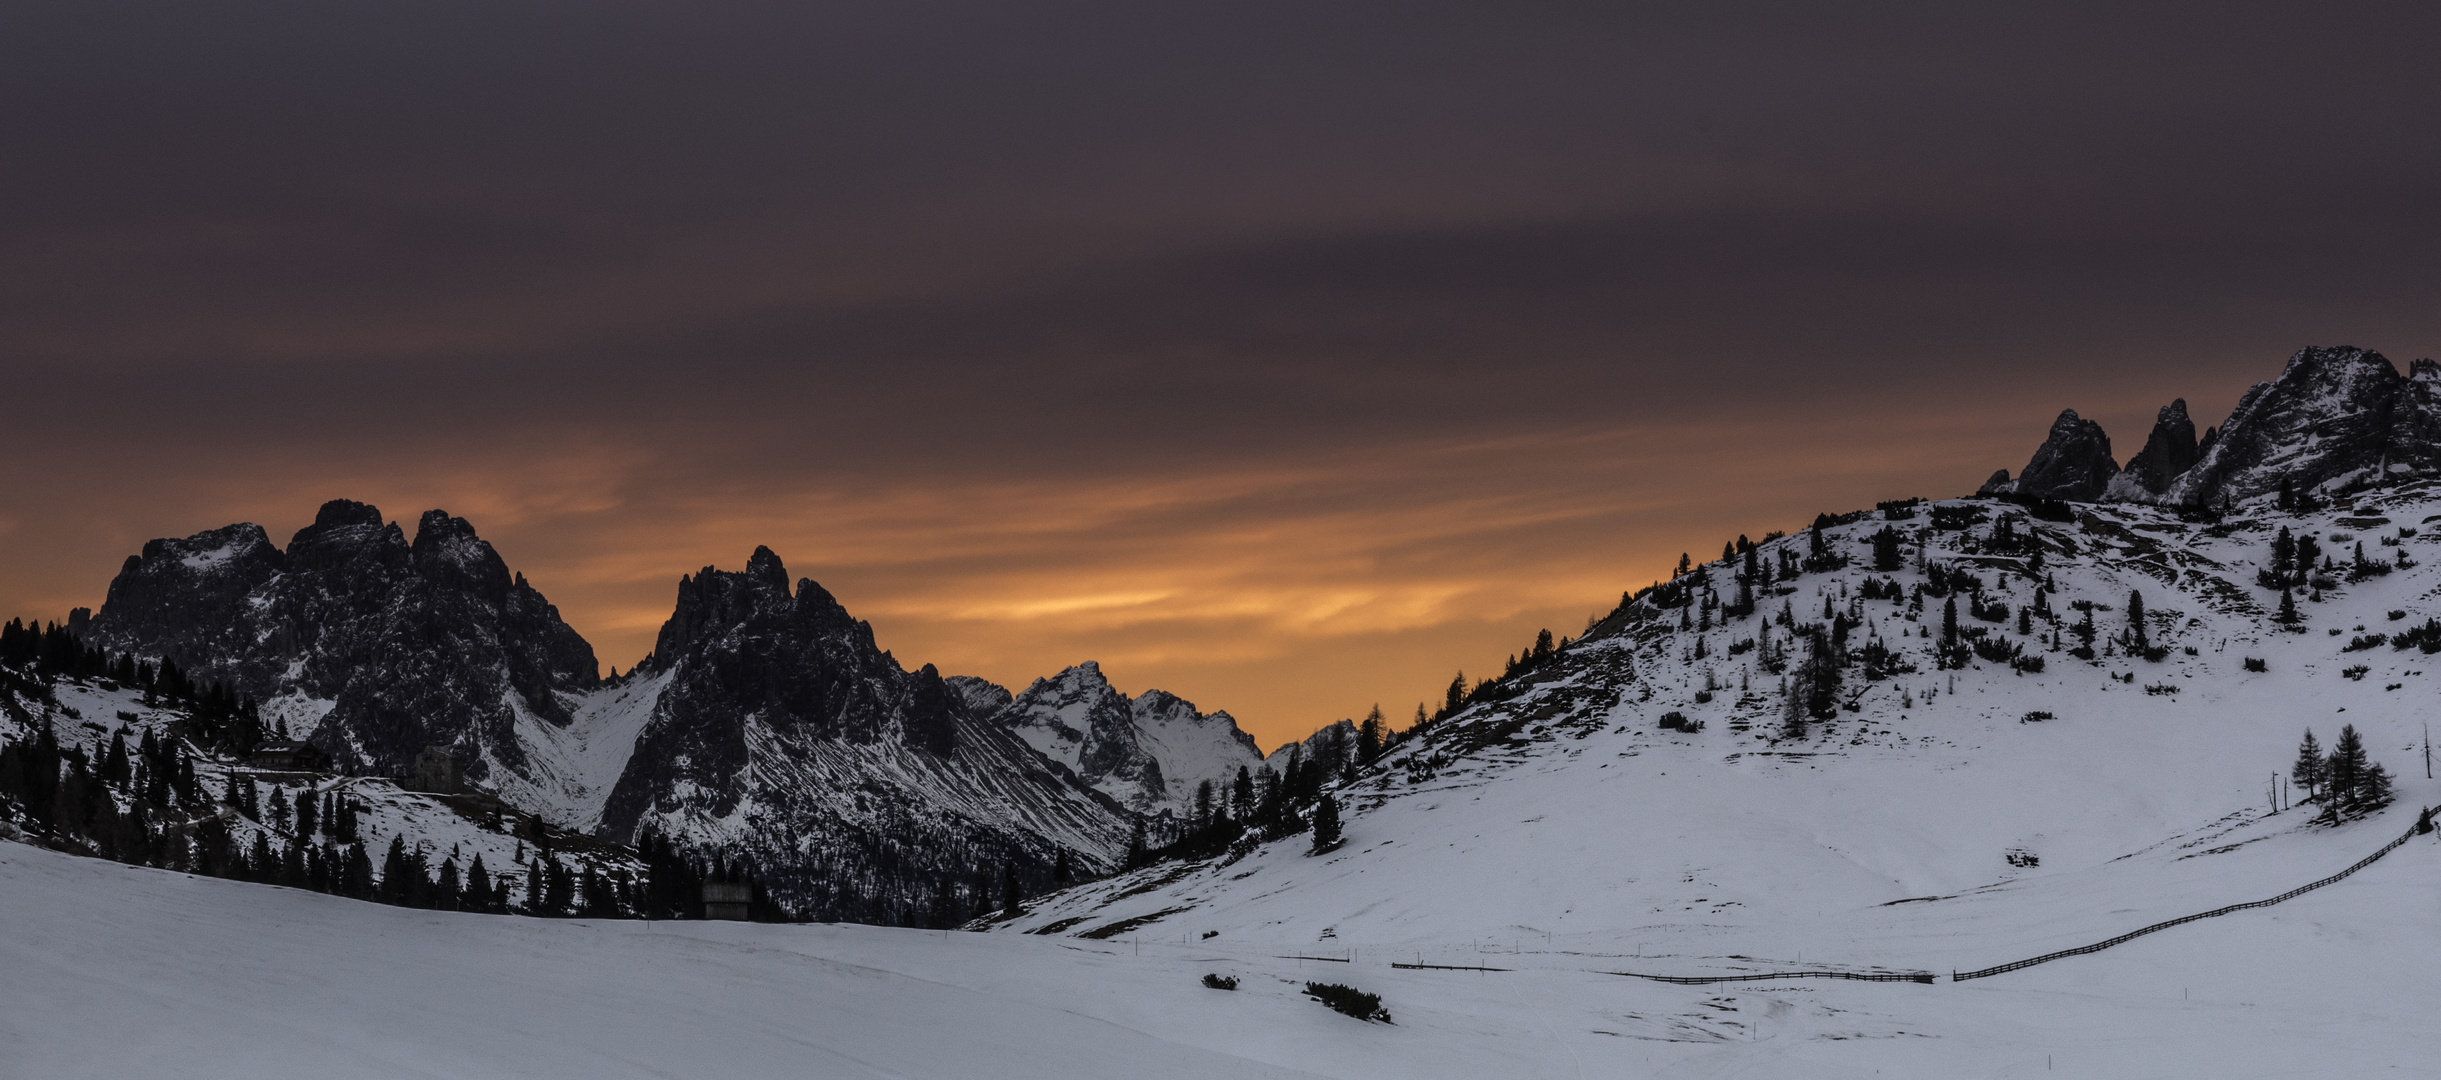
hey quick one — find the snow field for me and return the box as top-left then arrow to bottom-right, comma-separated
6,833 -> 2439,1079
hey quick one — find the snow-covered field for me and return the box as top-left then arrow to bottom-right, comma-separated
5,827 -> 2439,1079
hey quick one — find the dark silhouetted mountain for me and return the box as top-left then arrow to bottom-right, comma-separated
1977,346 -> 2441,508
596,548 -> 1133,921
84,500 -> 597,786
2109,399 -> 2200,498
1980,410 -> 2118,500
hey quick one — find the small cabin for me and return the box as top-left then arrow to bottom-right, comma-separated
248,740 -> 325,773
703,881 -> 752,921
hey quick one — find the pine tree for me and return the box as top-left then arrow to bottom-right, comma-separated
1124,816 -> 1148,870
1309,794 -> 1342,853
294,789 -> 318,839
101,733 -> 131,787
2292,730 -> 2324,801
2125,590 -> 2148,654
267,785 -> 291,832
1357,705 -> 1383,767
1940,597 -> 1961,667
1053,848 -> 1072,886
436,858 -> 461,911
381,835 -> 411,903
2276,587 -> 2300,627
2326,725 -> 2369,821
2356,760 -> 2395,815
467,853 -> 492,912
1001,864 -> 1023,914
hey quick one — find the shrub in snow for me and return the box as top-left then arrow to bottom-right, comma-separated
1202,974 -> 1238,991
2243,657 -> 2268,672
1305,982 -> 1391,1023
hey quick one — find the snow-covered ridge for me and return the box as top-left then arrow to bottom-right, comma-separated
997,483 -> 2441,978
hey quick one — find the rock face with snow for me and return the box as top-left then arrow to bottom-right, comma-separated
988,662 -> 1264,816
1983,409 -> 2119,500
2164,346 -> 2430,506
1985,347 -> 2441,508
83,500 -> 599,785
597,548 -> 1134,920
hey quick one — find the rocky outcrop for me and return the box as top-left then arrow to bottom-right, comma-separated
1982,347 -> 2441,508
988,661 -> 1264,816
598,549 -> 1133,921
2165,346 -> 2422,506
83,500 -> 598,783
1988,410 -> 2119,501
2110,399 -> 2201,498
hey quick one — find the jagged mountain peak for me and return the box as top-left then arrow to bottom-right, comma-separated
1983,345 -> 2441,509
994,661 -> 1264,815
2166,345 -> 2416,506
1983,408 -> 2118,501
85,499 -> 599,786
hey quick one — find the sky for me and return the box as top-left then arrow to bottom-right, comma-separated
4,1 -> 2440,750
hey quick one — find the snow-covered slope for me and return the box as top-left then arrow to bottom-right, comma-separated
1,672 -> 640,900
9,824 -> 2440,1078
997,485 -> 2441,983
990,661 -> 1265,816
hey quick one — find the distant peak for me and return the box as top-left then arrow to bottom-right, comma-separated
746,545 -> 791,596
412,509 -> 482,547
312,499 -> 384,530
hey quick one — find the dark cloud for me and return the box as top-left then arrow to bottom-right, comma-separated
5,0 -> 2440,743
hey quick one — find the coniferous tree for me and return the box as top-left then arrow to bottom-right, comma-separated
1939,597 -> 1961,668
466,853 -> 492,912
1001,863 -> 1023,914
1309,794 -> 1342,853
343,842 -> 374,899
2276,588 -> 2300,627
1123,816 -> 1148,869
1357,706 -> 1383,767
2125,590 -> 2148,654
267,785 -> 291,832
381,835 -> 411,903
2356,760 -> 2395,815
436,858 -> 462,911
2325,725 -> 2369,821
1052,848 -> 1072,886
2292,730 -> 2325,802
293,790 -> 317,839
101,733 -> 131,787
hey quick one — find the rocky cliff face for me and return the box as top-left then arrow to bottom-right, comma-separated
2109,398 -> 2201,498
597,549 -> 1134,921
83,500 -> 598,784
2164,346 -> 2414,506
1979,346 -> 2441,508
1981,409 -> 2119,500
988,662 -> 1264,816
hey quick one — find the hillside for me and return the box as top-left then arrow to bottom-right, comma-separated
994,484 -> 2441,984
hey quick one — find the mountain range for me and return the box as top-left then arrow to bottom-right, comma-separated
1980,345 -> 2441,505
74,509 -> 1267,920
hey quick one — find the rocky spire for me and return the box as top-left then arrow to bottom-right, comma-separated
1990,409 -> 2118,501
2111,399 -> 2200,497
